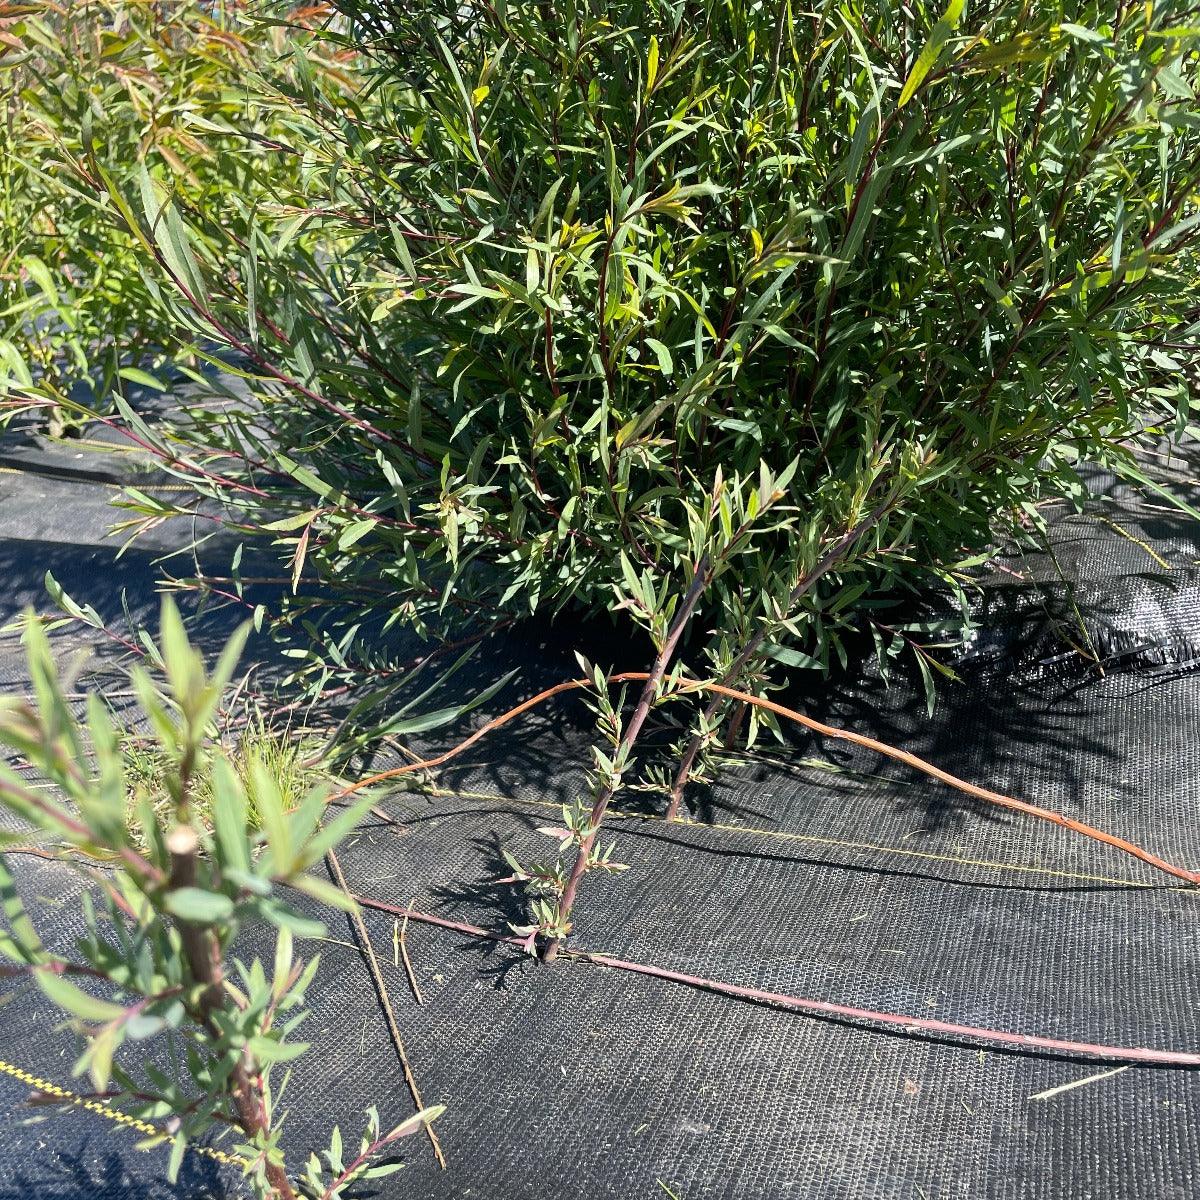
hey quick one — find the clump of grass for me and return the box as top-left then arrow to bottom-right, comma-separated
121,716 -> 326,848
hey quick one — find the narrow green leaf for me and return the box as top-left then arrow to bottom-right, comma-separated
36,970 -> 127,1023
164,887 -> 235,924
0,855 -> 44,963
898,0 -> 966,108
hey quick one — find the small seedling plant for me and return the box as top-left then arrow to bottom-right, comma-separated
500,661 -> 633,952
0,599 -> 439,1199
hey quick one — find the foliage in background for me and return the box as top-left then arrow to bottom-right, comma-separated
7,1 -> 1200,945
0,0 -> 341,432
63,2 -> 1200,754
0,600 -> 439,1199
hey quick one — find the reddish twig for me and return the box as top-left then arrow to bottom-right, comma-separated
339,892 -> 1200,1069
544,556 -> 712,960
330,676 -> 1200,889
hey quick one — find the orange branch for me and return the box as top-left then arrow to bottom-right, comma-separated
330,673 -> 1200,887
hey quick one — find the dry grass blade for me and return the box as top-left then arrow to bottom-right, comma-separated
1029,1066 -> 1131,1102
398,903 -> 424,1006
324,849 -> 445,1168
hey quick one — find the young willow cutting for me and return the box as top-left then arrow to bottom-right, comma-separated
0,602 -> 439,1199
19,3 -> 1200,943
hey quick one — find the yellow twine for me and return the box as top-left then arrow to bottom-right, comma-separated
0,1056 -> 248,1168
426,787 -> 1191,892
0,464 -> 196,492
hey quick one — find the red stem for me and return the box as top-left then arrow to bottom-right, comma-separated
330,678 -> 1200,889
341,893 -> 1200,1069
542,556 -> 712,960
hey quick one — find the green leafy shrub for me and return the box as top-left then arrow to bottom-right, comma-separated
0,600 -> 439,1198
85,2 -> 1200,740
12,2 -> 1200,943
0,0 -> 338,430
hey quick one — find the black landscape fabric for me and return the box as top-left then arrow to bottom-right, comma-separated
1,441 -> 1199,1199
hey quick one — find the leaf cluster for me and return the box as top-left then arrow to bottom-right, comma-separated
0,599 -> 421,1198
13,1 -> 1200,744
0,0 -> 335,428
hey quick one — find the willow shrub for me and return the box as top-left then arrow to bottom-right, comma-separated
0,601 -> 439,1199
24,4 -> 1200,935
0,1 -> 339,430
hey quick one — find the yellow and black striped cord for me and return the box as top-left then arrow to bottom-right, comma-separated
0,1056 -> 248,1169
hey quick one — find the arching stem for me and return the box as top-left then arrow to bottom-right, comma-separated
540,556 -> 712,962
666,497 -> 897,820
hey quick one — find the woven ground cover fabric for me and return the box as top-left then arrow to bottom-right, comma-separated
1,449 -> 1200,1197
